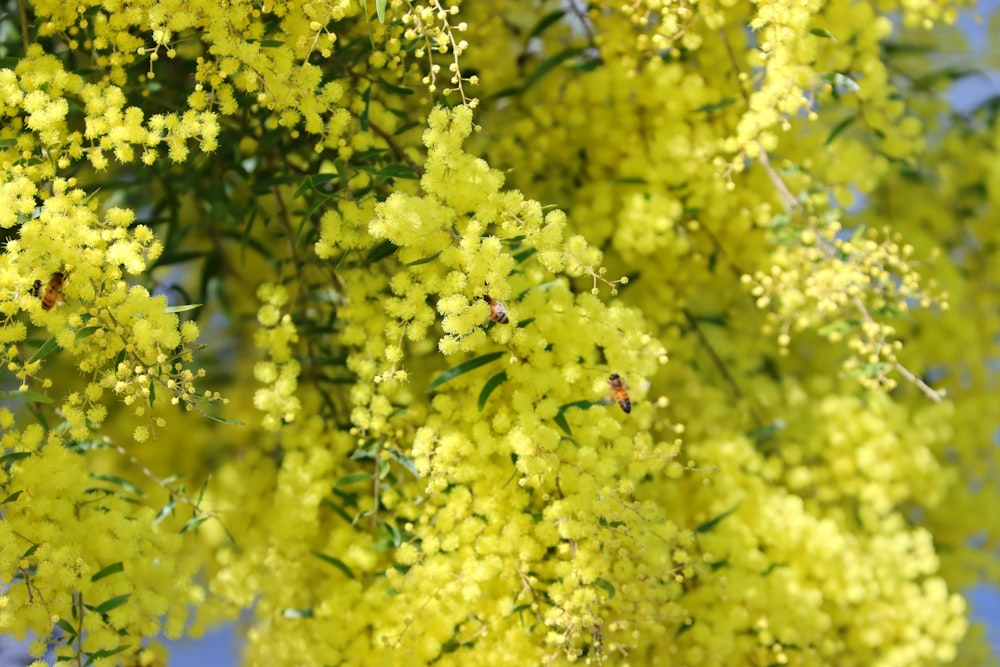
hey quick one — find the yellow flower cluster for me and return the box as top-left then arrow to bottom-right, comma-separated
253,284 -> 302,431
746,217 -> 947,391
0,0 -> 994,664
0,433 -> 197,660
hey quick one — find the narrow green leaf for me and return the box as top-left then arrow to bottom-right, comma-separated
21,544 -> 39,559
55,618 -> 77,637
0,389 -> 53,403
91,593 -> 130,614
675,619 -> 695,638
74,327 -> 100,344
282,607 -> 315,619
366,240 -> 399,264
695,504 -> 741,534
478,371 -> 508,411
360,86 -> 372,131
0,452 -> 32,465
389,449 -> 420,478
164,303 -> 203,313
745,419 -> 786,443
376,0 -> 387,22
810,27 -> 835,39
28,336 -> 62,363
153,250 -> 205,267
180,515 -> 209,534
322,498 -> 355,524
528,9 -> 567,38
335,472 -> 374,487
693,98 -> 736,113
427,351 -> 505,393
393,120 -> 421,135
90,473 -> 144,496
153,498 -> 178,526
379,79 -> 415,96
817,320 -> 858,336
405,251 -> 441,267
312,551 -> 357,579
259,39 -> 284,47
201,413 -> 246,426
593,577 -> 616,599
375,164 -> 418,180
84,644 -> 132,666
91,562 -> 124,582
2,490 -> 23,504
824,115 -> 855,146
522,48 -> 585,93
512,248 -> 537,263
554,412 -> 572,436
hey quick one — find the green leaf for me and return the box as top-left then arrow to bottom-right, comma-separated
0,452 -> 32,465
180,515 -> 209,534
376,0 -> 387,22
360,85 -> 372,131
693,98 -> 736,113
322,498 -> 355,525
153,497 -> 178,526
593,577 -> 616,599
153,250 -> 204,267
90,593 -> 130,614
90,473 -> 144,496
522,48 -> 585,93
91,562 -> 124,582
1,490 -> 23,504
28,336 -> 62,363
824,115 -> 855,146
478,371 -> 508,411
164,303 -> 203,313
389,449 -> 420,478
675,619 -> 695,638
810,27 -> 835,39
379,79 -> 415,96
427,351 -> 505,393
55,618 -> 77,638
552,399 -> 602,436
554,412 -> 572,436
0,390 -> 53,403
528,9 -> 567,38
200,413 -> 246,426
366,240 -> 399,264
282,608 -> 315,619
259,39 -> 284,47
375,164 -> 419,181
335,472 -> 374,487
84,644 -> 131,666
817,320 -> 858,337
73,327 -> 100,344
405,251 -> 441,267
695,504 -> 741,534
312,551 -> 357,579
745,419 -> 786,443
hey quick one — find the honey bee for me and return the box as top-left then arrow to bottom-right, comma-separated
480,295 -> 509,324
608,373 -> 631,414
38,272 -> 65,310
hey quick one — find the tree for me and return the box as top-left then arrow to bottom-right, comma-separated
0,0 -> 997,664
